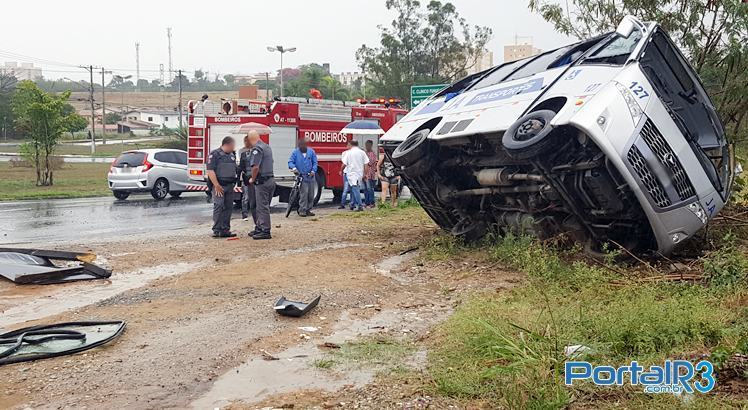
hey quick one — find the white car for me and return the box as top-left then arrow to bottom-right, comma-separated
108,149 -> 203,201
382,16 -> 735,255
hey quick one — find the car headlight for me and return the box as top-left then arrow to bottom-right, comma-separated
614,81 -> 643,125
688,202 -> 708,225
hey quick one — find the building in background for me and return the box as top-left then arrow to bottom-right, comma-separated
504,37 -> 542,62
1,62 -> 43,80
124,109 -> 186,129
466,50 -> 494,75
335,72 -> 365,87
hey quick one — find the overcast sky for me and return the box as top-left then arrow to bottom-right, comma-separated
1,0 -> 571,82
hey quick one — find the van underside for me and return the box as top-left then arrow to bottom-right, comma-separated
386,125 -> 656,252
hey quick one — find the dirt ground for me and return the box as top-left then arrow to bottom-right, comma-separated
0,206 -> 520,409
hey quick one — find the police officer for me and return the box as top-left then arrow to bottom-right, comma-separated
246,130 -> 275,240
207,136 -> 238,238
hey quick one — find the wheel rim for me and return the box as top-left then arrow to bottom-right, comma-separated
156,181 -> 168,198
515,118 -> 545,141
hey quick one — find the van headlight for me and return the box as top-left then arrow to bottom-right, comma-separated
688,202 -> 708,225
614,81 -> 643,125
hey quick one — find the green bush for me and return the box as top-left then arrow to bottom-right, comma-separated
703,232 -> 748,289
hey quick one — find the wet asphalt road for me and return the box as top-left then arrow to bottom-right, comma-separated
0,192 -> 338,245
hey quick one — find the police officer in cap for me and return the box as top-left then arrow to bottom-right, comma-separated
246,130 -> 275,240
207,136 -> 238,238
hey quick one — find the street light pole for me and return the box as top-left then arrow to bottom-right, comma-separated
267,45 -> 296,99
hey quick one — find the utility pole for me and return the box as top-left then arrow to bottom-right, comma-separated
80,65 -> 97,155
101,67 -> 112,144
177,69 -> 183,131
167,28 -> 174,83
265,72 -> 270,101
135,42 -> 141,91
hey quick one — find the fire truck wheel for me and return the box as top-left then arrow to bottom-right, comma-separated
313,171 -> 325,205
151,178 -> 169,201
392,128 -> 432,168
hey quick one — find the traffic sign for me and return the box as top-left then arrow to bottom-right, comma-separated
410,84 -> 447,108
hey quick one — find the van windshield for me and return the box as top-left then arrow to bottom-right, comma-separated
581,31 -> 642,65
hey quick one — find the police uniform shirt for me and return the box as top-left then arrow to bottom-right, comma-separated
207,148 -> 237,184
248,140 -> 274,177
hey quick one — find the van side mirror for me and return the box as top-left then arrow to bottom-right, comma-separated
616,16 -> 637,38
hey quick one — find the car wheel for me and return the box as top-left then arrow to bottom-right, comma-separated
151,178 -> 169,201
502,110 -> 562,160
392,128 -> 432,167
313,171 -> 326,205
170,192 -> 182,199
112,191 -> 130,200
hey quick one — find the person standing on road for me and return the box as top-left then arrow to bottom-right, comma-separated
238,135 -> 256,223
378,150 -> 401,207
338,140 -> 353,210
247,130 -> 275,240
288,138 -> 319,217
207,136 -> 238,238
363,140 -> 378,208
341,140 -> 369,212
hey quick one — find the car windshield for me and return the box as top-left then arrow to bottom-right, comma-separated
581,31 -> 642,65
114,152 -> 146,167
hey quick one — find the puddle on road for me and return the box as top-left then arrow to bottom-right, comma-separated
193,252 -> 429,409
374,251 -> 419,284
0,261 -> 208,330
191,309 -> 410,409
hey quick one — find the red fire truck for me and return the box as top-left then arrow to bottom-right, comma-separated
185,97 -> 407,203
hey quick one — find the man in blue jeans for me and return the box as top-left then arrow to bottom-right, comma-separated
341,140 -> 369,212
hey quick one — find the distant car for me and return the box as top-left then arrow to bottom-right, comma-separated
108,149 -> 203,201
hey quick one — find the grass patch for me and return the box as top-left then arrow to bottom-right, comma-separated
311,358 -> 336,369
426,233 -> 748,408
423,233 -> 466,261
0,162 -> 111,201
331,197 -> 421,219
332,337 -> 416,367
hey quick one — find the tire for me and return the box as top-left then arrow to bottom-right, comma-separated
313,171 -> 325,205
112,191 -> 130,200
170,192 -> 182,199
286,187 -> 300,217
391,128 -> 432,168
151,178 -> 169,201
502,110 -> 562,160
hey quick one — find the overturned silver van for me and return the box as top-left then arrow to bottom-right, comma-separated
382,16 -> 735,254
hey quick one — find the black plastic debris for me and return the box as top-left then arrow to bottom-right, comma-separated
0,248 -> 111,285
274,295 -> 321,317
0,321 -> 126,366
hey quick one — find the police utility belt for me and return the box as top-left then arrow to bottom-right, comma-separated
254,174 -> 274,185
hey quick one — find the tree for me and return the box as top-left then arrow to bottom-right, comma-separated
104,112 -> 122,125
0,73 -> 18,139
223,74 -> 236,88
12,81 -> 80,186
356,0 -> 492,106
528,0 -> 748,140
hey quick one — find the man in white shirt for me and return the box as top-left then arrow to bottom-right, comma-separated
341,140 -> 369,211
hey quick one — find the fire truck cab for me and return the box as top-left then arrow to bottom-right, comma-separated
186,97 -> 407,203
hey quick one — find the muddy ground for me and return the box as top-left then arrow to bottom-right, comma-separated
0,206 -> 519,409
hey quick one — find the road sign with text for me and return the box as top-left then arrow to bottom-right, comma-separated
410,84 -> 447,108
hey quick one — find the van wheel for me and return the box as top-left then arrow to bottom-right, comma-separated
113,191 -> 130,200
151,178 -> 169,201
313,171 -> 326,205
392,128 -> 432,168
502,110 -> 562,160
